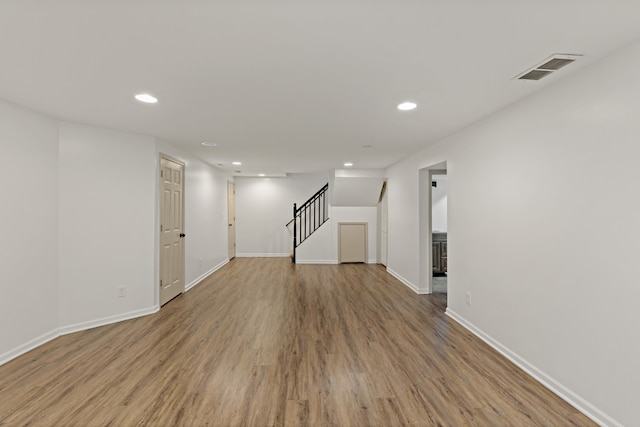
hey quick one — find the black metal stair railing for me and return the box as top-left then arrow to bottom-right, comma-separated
288,183 -> 329,263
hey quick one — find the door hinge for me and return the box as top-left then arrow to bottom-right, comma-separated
161,170 -> 164,178
160,279 -> 163,287
160,224 -> 163,232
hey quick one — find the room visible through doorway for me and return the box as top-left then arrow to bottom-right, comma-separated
431,173 -> 447,294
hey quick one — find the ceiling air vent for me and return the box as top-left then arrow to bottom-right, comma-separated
519,70 -> 553,81
516,54 -> 582,81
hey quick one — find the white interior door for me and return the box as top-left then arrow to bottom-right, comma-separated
227,181 -> 236,259
339,222 -> 367,263
160,155 -> 185,306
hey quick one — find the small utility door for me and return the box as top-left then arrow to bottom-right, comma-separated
160,155 -> 185,306
339,222 -> 368,263
227,181 -> 236,259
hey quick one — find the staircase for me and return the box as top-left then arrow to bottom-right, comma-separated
289,183 -> 329,263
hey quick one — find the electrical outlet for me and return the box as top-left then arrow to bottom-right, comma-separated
117,286 -> 126,298
465,292 -> 471,305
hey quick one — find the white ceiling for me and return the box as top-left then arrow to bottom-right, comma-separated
2,1 -> 640,176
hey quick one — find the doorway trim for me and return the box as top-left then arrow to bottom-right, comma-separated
419,163 -> 447,294
377,180 -> 388,267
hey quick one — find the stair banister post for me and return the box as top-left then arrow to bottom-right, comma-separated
292,203 -> 297,264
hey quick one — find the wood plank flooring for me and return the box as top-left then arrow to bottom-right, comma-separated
0,258 -> 594,426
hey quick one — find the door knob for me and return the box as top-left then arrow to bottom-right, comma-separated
179,233 -> 186,238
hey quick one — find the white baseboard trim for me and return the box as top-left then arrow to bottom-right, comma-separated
1,304 -> 160,368
185,259 -> 229,292
295,259 -> 338,264
0,329 -> 60,367
59,305 -> 159,336
386,268 -> 428,294
236,253 -> 289,258
295,260 -> 377,265
445,308 -> 621,427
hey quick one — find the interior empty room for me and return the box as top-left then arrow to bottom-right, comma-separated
1,2 -> 640,426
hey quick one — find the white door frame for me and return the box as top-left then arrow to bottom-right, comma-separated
227,180 -> 236,260
377,181 -> 388,267
419,164 -> 447,294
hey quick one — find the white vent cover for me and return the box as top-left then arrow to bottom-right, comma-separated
516,54 -> 582,81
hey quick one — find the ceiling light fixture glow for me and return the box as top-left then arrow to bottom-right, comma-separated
344,162 -> 353,167
397,101 -> 417,111
201,142 -> 217,147
259,173 -> 266,177
232,161 -> 242,166
135,93 -> 158,103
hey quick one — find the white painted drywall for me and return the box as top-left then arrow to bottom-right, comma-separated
386,40 -> 640,426
58,122 -> 156,328
332,176 -> 385,207
235,174 -> 328,256
0,99 -> 59,362
295,218 -> 333,263
155,141 -> 231,289
431,175 -> 447,232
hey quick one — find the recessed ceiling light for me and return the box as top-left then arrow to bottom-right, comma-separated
259,173 -> 265,177
344,162 -> 353,167
232,161 -> 242,166
202,142 -> 217,147
135,93 -> 158,103
397,102 -> 417,111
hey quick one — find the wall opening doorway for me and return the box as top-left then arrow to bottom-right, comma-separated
418,162 -> 448,299
377,181 -> 388,267
431,173 -> 448,294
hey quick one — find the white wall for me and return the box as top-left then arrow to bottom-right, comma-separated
386,161 -> 422,287
386,40 -> 640,426
332,177 -> 385,207
295,213 -> 333,263
0,99 -> 59,363
235,173 -> 328,256
155,141 -> 231,290
58,123 -> 157,330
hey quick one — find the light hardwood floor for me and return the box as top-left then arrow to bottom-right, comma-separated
0,258 -> 594,426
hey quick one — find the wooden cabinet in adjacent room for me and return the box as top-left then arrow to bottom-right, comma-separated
432,232 -> 447,275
